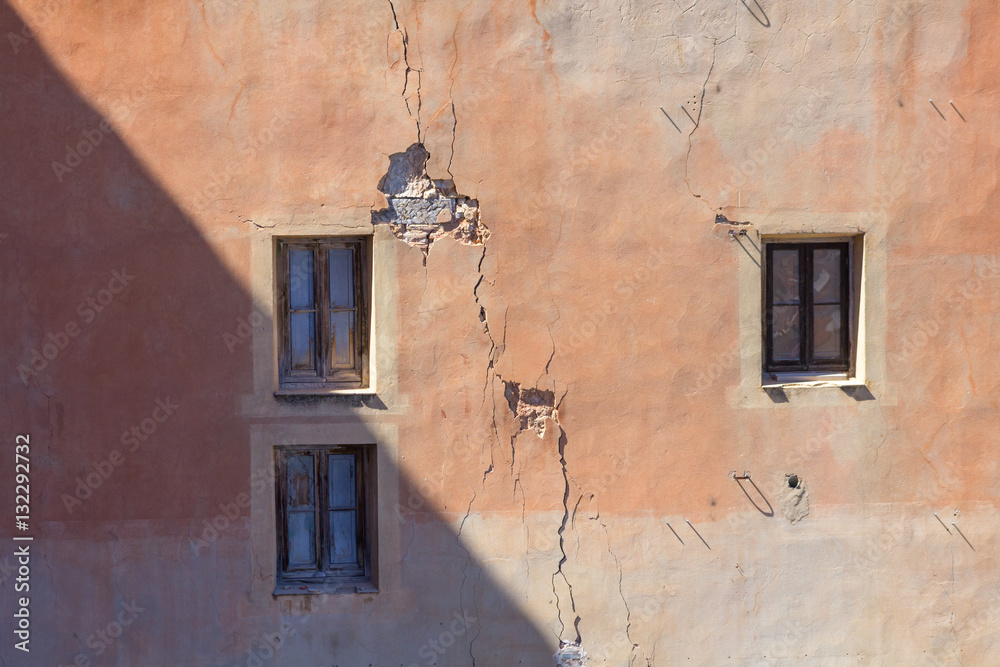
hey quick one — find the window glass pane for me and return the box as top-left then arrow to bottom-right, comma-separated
286,454 -> 317,570
330,311 -> 355,369
771,305 -> 801,361
290,312 -> 315,370
771,249 -> 800,304
329,510 -> 357,565
288,250 -> 314,309
286,454 -> 315,509
287,512 -> 316,568
328,454 -> 356,508
813,248 -> 842,303
813,305 -> 842,359
329,248 -> 355,308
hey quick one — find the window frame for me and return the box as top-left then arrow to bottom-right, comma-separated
274,444 -> 378,594
763,240 -> 852,375
275,236 -> 370,391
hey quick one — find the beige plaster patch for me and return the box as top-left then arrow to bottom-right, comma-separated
780,474 -> 810,523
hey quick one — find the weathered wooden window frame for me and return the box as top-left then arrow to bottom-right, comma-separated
276,236 -> 370,391
764,241 -> 852,374
274,444 -> 378,594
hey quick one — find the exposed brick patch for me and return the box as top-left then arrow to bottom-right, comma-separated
371,143 -> 487,254
504,381 -> 557,436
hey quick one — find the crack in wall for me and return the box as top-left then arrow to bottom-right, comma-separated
248,535 -> 265,582
210,541 -> 224,630
456,491 -> 482,666
39,535 -> 57,631
469,246 -> 501,666
598,520 -> 641,664
489,373 -> 585,650
499,381 -> 581,644
371,124 -> 584,657
387,0 -> 422,140
948,535 -> 963,665
474,246 -> 501,374
371,144 -> 487,263
476,248 -> 505,491
553,422 -> 582,645
503,380 -> 554,513
447,224 -> 507,667
373,47 -> 502,651
445,3 -> 468,180
683,37 -> 719,216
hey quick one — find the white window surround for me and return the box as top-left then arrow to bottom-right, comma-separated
240,214 -> 402,417
237,212 -> 403,602
727,210 -> 891,408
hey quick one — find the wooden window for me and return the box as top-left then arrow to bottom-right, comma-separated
275,445 -> 377,592
764,241 -> 851,373
276,237 -> 369,390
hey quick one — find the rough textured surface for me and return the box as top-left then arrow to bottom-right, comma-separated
555,640 -> 590,666
505,382 -> 557,436
779,476 -> 810,523
1,0 -> 999,665
372,143 -> 486,254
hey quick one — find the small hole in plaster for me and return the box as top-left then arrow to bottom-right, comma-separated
787,475 -> 799,488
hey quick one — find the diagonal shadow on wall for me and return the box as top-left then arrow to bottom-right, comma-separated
0,3 -> 552,664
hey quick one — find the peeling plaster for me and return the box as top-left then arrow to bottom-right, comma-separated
371,144 -> 487,258
498,379 -> 581,644
779,475 -> 810,523
553,640 -> 589,666
504,382 -> 556,436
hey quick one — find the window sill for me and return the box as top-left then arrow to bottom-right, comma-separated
761,372 -> 862,388
274,387 -> 376,397
762,375 -> 870,391
273,580 -> 378,596
759,374 -> 875,402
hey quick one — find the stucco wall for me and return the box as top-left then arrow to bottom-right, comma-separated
2,0 -> 999,665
